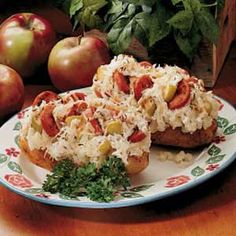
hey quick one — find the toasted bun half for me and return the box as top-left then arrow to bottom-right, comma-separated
19,135 -> 57,171
19,135 -> 149,175
126,152 -> 149,175
151,120 -> 217,148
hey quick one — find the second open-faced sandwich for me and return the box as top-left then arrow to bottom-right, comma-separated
92,54 -> 220,148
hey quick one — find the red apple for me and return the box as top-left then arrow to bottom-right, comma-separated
0,64 -> 24,118
0,13 -> 56,78
48,36 -> 110,91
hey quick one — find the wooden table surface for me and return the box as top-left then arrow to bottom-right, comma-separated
0,45 -> 236,236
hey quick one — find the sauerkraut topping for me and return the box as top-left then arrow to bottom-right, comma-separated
92,54 -> 220,133
157,150 -> 193,167
22,92 -> 151,167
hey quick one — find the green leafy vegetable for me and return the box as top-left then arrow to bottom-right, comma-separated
167,10 -> 193,32
195,8 -> 219,44
42,156 -> 130,202
107,4 -> 135,54
174,23 -> 201,59
69,0 -> 83,17
171,0 -> 183,5
78,0 -> 107,28
52,0 -> 224,60
119,0 -> 156,7
217,0 -> 225,9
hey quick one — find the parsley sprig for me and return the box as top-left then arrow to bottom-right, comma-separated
42,156 -> 130,202
52,0 -> 224,61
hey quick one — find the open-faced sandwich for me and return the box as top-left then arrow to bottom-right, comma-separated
19,90 -> 151,176
92,54 -> 220,148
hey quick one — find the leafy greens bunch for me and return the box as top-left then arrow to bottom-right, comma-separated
42,156 -> 130,202
52,0 -> 224,60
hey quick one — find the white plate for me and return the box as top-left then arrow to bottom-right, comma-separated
0,94 -> 235,208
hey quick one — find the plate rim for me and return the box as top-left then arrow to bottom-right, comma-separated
0,150 -> 235,209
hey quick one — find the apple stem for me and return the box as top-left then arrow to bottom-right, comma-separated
77,35 -> 82,45
81,22 -> 85,37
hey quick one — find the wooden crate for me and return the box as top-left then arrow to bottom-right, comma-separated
191,0 -> 236,87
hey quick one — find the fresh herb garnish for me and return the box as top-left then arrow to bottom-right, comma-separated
42,156 -> 130,202
52,0 -> 224,60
